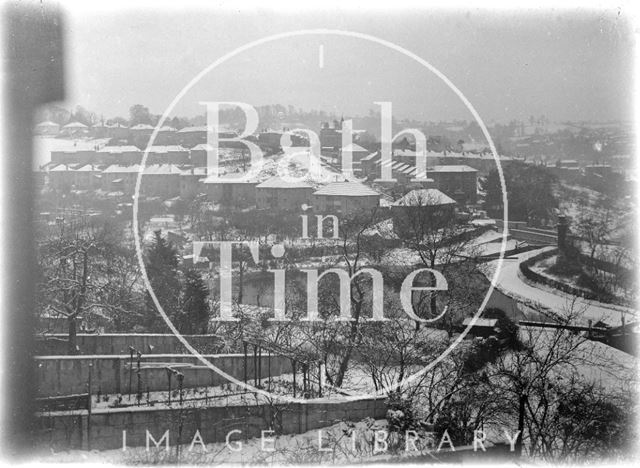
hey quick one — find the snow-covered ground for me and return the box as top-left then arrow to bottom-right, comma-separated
518,325 -> 637,393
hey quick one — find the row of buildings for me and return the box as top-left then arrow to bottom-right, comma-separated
45,142 -> 483,205
549,159 -> 631,194
36,120 -> 243,148
357,151 -> 480,204
46,162 -> 382,215
44,158 -> 472,218
46,161 -> 458,237
50,144 -> 241,166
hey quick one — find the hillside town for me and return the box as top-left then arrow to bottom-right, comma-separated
30,103 -> 638,464
4,2 -> 637,465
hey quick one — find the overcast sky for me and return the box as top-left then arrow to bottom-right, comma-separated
62,6 -> 635,124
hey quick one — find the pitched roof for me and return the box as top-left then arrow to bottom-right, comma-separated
49,164 -> 71,172
177,126 -> 207,133
147,145 -> 188,153
313,182 -> 380,197
429,165 -> 477,173
75,164 -> 99,172
130,124 -> 154,130
201,175 -> 257,184
361,152 -> 379,162
102,164 -> 141,173
158,126 -> 177,132
341,143 -> 369,153
35,121 -> 59,127
51,147 -> 95,154
63,121 -> 88,129
143,164 -> 183,175
393,189 -> 456,207
393,149 -> 442,158
97,145 -> 140,153
48,164 -> 97,172
256,176 -> 313,189
178,125 -> 235,134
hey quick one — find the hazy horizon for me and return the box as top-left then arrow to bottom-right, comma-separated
59,7 -> 635,125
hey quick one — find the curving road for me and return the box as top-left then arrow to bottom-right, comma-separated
482,247 -> 637,327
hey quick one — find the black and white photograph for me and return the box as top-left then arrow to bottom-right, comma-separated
1,0 -> 638,465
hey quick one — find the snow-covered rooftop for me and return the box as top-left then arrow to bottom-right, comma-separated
146,145 -> 188,153
97,145 -> 140,153
256,176 -> 313,189
130,124 -> 154,130
142,164 -> 183,175
102,164 -> 141,173
341,143 -> 370,153
313,182 -> 380,197
62,121 -> 88,129
393,188 -> 456,206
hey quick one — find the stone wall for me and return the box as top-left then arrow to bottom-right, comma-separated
36,397 -> 387,451
35,354 -> 292,398
508,228 -> 557,245
35,333 -> 223,356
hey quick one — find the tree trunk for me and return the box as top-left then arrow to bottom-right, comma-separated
238,262 -> 244,304
516,393 -> 527,457
334,347 -> 353,388
430,262 -> 438,316
334,304 -> 362,387
67,316 -> 77,354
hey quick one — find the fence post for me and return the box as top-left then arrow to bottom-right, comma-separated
128,347 -> 134,401
167,368 -> 173,405
258,346 -> 262,387
178,373 -> 184,406
268,350 -> 272,392
136,351 -> 142,406
87,362 -> 92,450
292,360 -> 297,398
302,363 -> 308,398
253,344 -> 258,387
243,341 -> 248,385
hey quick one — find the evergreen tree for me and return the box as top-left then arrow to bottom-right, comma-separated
179,269 -> 210,334
485,162 -> 558,222
144,230 -> 180,332
129,104 -> 152,126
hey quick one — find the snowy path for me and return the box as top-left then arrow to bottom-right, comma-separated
482,247 -> 637,326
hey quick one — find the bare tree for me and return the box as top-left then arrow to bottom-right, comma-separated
486,302 -> 635,461
37,217 -> 143,351
393,189 -> 480,329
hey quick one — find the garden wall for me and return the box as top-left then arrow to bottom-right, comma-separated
35,333 -> 223,356
36,396 -> 387,451
35,353 -> 292,398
